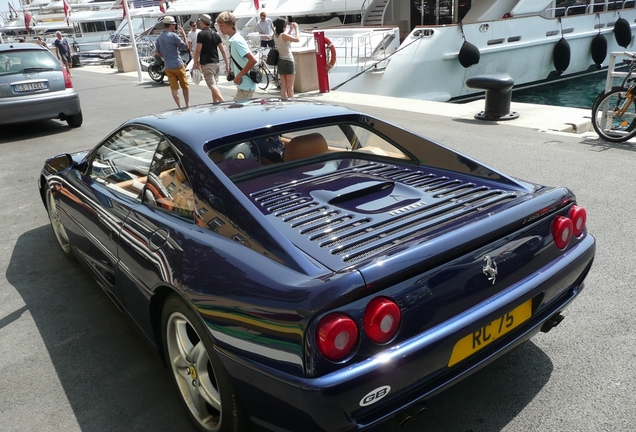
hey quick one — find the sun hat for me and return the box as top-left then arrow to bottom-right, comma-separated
191,68 -> 202,85
163,16 -> 176,25
198,14 -> 211,24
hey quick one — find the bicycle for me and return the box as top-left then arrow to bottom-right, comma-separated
591,51 -> 636,142
253,47 -> 280,91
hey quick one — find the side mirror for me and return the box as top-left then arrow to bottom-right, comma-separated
45,153 -> 74,174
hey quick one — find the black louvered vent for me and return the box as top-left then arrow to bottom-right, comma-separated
252,163 -> 518,264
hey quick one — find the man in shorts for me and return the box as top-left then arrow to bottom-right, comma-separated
216,11 -> 257,101
193,14 -> 229,103
53,31 -> 73,77
155,16 -> 190,108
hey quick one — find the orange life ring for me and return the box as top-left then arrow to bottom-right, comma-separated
325,37 -> 336,71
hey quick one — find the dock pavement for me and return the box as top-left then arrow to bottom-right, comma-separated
80,63 -> 597,137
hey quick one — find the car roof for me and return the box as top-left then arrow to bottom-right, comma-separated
0,43 -> 47,51
126,99 -> 360,151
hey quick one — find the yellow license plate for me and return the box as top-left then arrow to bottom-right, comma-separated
448,299 -> 532,367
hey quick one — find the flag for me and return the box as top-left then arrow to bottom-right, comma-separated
24,12 -> 32,32
254,0 -> 259,10
62,0 -> 71,26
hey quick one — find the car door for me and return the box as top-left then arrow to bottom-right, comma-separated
58,125 -> 162,306
117,139 -> 199,337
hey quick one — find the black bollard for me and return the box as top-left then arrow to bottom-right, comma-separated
465,74 -> 519,121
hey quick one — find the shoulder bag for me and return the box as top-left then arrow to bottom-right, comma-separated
230,50 -> 262,84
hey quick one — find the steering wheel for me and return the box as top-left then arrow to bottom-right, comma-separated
223,142 -> 260,162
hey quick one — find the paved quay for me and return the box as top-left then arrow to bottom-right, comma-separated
5,64 -> 634,432
82,63 -> 596,136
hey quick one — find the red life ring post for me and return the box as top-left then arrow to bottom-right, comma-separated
314,31 -> 330,93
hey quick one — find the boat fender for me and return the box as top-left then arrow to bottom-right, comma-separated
324,37 -> 337,71
614,18 -> 632,48
458,41 -> 480,68
553,37 -> 570,74
591,33 -> 607,66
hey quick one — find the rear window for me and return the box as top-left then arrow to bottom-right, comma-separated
0,49 -> 60,76
207,123 -> 412,179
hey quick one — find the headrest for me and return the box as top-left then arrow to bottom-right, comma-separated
284,133 -> 328,162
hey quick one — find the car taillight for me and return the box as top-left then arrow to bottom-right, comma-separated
552,215 -> 573,250
63,69 -> 73,88
568,205 -> 587,237
316,313 -> 358,362
364,297 -> 401,344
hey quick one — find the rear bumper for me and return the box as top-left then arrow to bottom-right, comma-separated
0,89 -> 81,125
217,233 -> 595,432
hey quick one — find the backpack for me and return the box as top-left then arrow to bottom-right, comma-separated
266,48 -> 279,66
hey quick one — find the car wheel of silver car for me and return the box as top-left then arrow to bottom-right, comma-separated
45,187 -> 74,260
66,110 -> 83,128
162,295 -> 246,432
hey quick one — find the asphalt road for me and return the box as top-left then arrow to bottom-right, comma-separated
0,68 -> 633,432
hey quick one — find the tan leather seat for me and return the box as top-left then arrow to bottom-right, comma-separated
284,133 -> 328,162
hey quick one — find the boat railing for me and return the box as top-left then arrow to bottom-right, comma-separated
298,27 -> 400,71
360,0 -> 371,23
545,0 -> 636,17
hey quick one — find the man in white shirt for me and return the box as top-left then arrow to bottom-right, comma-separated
187,20 -> 200,58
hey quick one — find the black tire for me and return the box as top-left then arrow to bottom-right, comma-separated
45,186 -> 75,260
66,110 -> 83,128
162,295 -> 247,432
591,87 -> 636,143
258,65 -> 269,90
148,65 -> 165,83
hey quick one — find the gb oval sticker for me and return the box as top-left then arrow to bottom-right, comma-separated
359,385 -> 391,406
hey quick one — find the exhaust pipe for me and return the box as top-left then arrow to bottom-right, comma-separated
407,403 -> 426,418
392,403 -> 426,428
541,312 -> 565,333
392,411 -> 412,428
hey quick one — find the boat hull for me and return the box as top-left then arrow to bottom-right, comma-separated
329,11 -> 636,101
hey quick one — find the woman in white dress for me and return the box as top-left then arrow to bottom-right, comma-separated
273,18 -> 300,98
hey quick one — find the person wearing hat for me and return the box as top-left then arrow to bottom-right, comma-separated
193,14 -> 229,103
216,11 -> 257,101
155,16 -> 190,108
256,11 -> 274,48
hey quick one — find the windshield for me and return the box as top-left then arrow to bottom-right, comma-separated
0,49 -> 60,76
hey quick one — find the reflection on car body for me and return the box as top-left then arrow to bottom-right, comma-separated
38,98 -> 595,432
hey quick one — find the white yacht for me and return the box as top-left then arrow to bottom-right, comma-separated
276,0 -> 636,101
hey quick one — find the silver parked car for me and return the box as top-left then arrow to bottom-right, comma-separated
0,43 -> 82,127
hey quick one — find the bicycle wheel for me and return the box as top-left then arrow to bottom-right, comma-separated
592,86 -> 623,112
273,66 -> 281,89
592,87 -> 636,142
258,65 -> 270,90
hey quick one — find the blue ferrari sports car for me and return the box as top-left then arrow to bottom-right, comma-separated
39,99 -> 596,432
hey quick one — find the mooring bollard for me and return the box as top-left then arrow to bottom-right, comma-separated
465,74 -> 519,121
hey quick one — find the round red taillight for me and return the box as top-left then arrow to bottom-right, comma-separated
364,297 -> 401,344
552,215 -> 573,250
568,205 -> 587,237
316,313 -> 359,362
